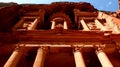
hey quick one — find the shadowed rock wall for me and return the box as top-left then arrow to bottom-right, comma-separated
0,5 -> 21,32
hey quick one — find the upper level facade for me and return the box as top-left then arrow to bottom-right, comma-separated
0,2 -> 120,46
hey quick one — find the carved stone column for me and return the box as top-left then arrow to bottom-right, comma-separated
96,47 -> 113,67
4,47 -> 24,67
80,19 -> 90,31
51,21 -> 56,29
33,47 -> 48,67
73,47 -> 86,67
63,21 -> 68,29
28,18 -> 39,30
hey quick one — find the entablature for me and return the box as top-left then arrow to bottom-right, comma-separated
0,29 -> 120,44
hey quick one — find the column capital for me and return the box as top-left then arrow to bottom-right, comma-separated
72,46 -> 83,52
14,47 -> 20,51
40,46 -> 46,50
14,46 -> 23,52
38,47 -> 49,54
95,47 -> 104,54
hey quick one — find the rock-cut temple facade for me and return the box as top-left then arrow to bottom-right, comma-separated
0,2 -> 120,67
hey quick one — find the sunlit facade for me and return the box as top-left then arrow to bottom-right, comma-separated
0,2 -> 120,67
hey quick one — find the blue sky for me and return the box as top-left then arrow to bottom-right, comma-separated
0,0 -> 119,12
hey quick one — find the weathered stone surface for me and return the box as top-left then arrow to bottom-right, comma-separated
1,2 -> 120,67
